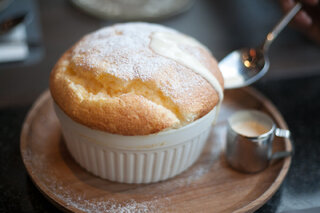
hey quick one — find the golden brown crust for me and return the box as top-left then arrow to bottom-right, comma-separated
50,23 -> 224,135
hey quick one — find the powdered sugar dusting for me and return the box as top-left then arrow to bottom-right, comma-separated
150,31 -> 223,102
23,151 -> 168,213
72,23 -> 177,81
69,22 -> 218,107
62,197 -> 159,213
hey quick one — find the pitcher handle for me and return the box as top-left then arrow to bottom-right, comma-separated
271,128 -> 294,160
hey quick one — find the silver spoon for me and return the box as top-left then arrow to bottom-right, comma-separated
219,2 -> 302,89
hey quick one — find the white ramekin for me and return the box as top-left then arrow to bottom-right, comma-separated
54,103 -> 217,184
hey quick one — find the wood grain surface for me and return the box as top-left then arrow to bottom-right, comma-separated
20,87 -> 292,213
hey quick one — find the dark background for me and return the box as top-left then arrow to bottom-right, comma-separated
1,0 -> 320,212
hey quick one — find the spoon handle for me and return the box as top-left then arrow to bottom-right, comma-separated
262,2 -> 302,52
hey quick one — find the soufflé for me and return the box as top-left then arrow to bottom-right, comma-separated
50,23 -> 224,183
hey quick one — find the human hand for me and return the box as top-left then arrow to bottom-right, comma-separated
280,0 -> 320,43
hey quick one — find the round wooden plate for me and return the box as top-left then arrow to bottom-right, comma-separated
20,88 -> 292,213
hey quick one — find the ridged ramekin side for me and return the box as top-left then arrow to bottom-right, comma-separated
61,126 -> 210,183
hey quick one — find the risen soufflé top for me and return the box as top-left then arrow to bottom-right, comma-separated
50,22 -> 224,136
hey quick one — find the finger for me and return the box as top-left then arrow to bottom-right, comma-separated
292,11 -> 313,28
280,0 -> 319,11
301,0 -> 319,6
279,0 -> 313,28
307,24 -> 320,44
280,0 -> 295,12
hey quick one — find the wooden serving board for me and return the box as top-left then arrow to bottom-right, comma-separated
20,88 -> 292,213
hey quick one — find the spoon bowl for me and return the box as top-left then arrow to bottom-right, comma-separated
219,47 -> 269,89
219,2 -> 301,89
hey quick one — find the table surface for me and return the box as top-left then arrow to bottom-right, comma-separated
1,0 -> 320,212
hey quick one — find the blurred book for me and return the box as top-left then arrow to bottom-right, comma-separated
0,22 -> 29,63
